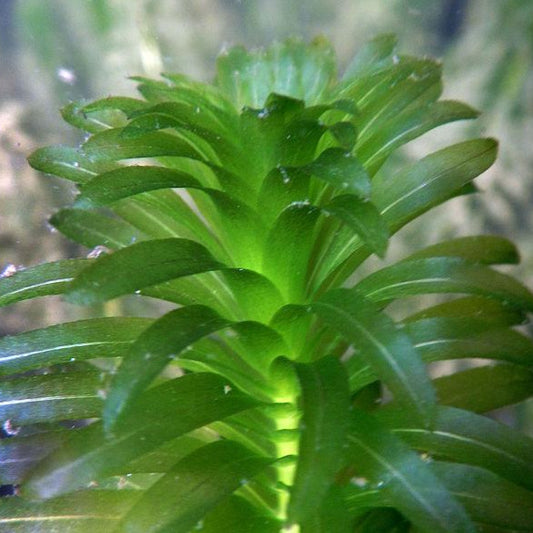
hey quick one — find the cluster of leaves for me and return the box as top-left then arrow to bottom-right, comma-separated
1,36 -> 533,532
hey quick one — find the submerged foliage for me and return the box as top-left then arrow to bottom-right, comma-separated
1,35 -> 533,532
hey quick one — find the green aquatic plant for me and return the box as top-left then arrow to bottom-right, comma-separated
1,35 -> 533,532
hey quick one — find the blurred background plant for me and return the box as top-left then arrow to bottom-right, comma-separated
1,0 -> 532,428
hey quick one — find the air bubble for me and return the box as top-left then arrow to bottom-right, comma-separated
57,67 -> 77,85
350,476 -> 368,488
2,420 -> 20,437
86,245 -> 110,259
0,264 -> 18,278
279,166 -> 291,184
257,109 -> 269,119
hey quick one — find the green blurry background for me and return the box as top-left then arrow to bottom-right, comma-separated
1,0 -> 532,428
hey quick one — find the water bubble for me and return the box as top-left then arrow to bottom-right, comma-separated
73,161 -> 80,168
144,352 -> 152,360
2,419 -> 20,437
279,166 -> 291,184
69,357 -> 76,362
223,384 -> 232,394
0,264 -> 18,278
257,109 -> 269,119
97,389 -> 107,400
195,106 -> 201,114
86,245 -> 110,259
350,476 -> 368,488
392,55 -> 400,65
57,67 -> 77,85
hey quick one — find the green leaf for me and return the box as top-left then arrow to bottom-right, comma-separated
404,317 -> 533,366
405,235 -> 520,265
304,148 -> 370,197
346,409 -> 475,533
202,495 -> 281,533
0,317 -> 153,376
431,462 -> 533,531
216,37 -> 336,108
28,146 -> 116,184
372,139 -> 498,232
313,289 -> 435,427
116,440 -> 272,533
74,165 -> 202,208
322,194 -> 389,257
342,34 -> 397,80
0,371 -> 102,425
403,296 -> 526,326
0,259 -> 89,307
355,257 -> 533,311
262,203 -> 320,303
25,373 -> 258,499
378,405 -> 533,491
288,356 -> 350,523
358,100 -> 479,174
0,490 -> 138,532
65,238 -> 225,305
50,208 -> 146,249
1,432 -> 65,485
103,305 -> 231,429
299,486 -> 354,533
352,509 -> 410,533
61,99 -> 143,133
80,128 -> 207,162
434,364 -> 533,413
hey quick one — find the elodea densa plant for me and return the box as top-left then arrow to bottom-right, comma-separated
1,35 -> 533,533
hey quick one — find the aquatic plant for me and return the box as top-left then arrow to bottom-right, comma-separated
1,36 -> 532,532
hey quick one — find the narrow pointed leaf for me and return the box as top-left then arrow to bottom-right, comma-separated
27,146 -> 116,184
50,208 -> 146,249
378,405 -> 533,491
313,289 -> 435,427
116,440 -> 271,533
346,409 -> 475,533
80,129 -> 206,162
342,34 -> 397,80
359,100 -> 479,174
202,495 -> 281,533
405,318 -> 533,366
74,166 -> 202,208
1,432 -> 65,485
403,296 -> 526,326
65,238 -> 224,305
431,462 -> 533,531
0,317 -> 152,376
0,490 -> 139,532
356,257 -> 533,311
299,486 -> 354,533
103,305 -> 231,429
405,235 -> 519,265
61,99 -> 141,133
262,203 -> 320,302
373,139 -> 498,231
434,364 -> 533,413
305,148 -> 370,197
25,373 -> 258,499
288,356 -> 350,523
0,259 -> 89,307
323,194 -> 389,257
0,371 -> 103,425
